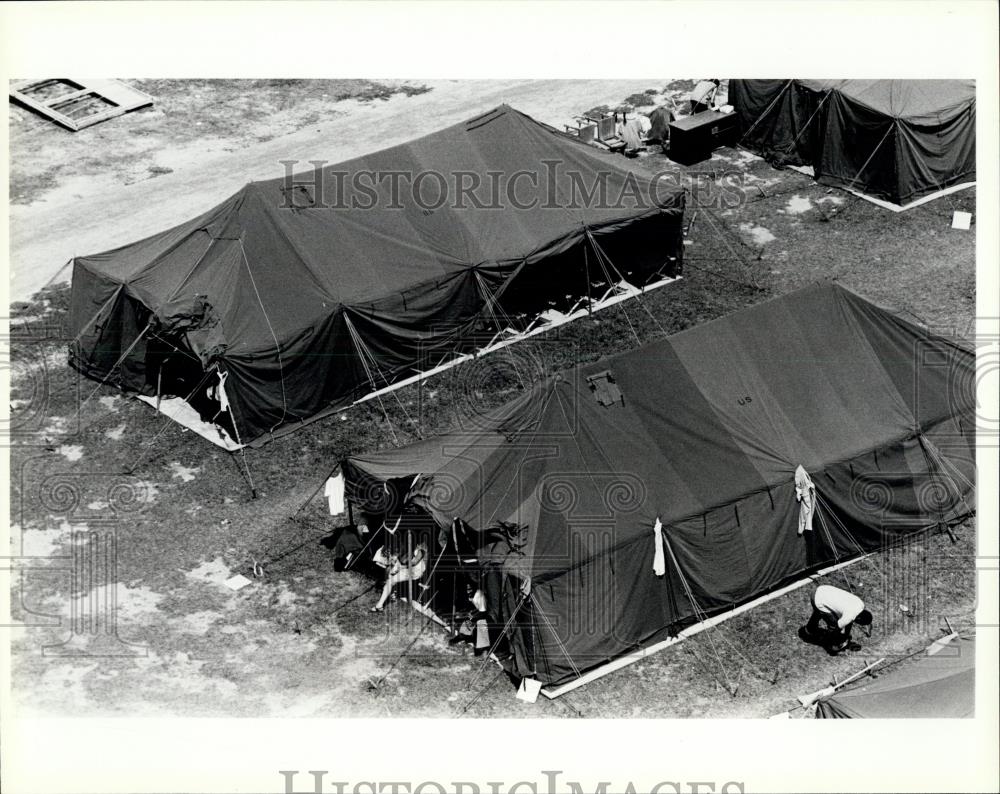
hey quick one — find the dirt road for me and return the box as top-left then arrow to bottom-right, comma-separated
9,79 -> 663,302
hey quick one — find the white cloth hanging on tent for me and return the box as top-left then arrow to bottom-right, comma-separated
637,114 -> 652,135
324,473 -> 346,516
208,370 -> 231,413
652,517 -> 666,576
795,465 -> 816,535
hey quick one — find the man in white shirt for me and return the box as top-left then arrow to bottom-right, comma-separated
689,79 -> 721,114
804,584 -> 873,653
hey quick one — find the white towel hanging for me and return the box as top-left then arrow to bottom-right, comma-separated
653,517 -> 666,576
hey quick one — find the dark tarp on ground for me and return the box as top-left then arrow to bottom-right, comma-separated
728,80 -> 976,205
342,282 -> 976,686
817,635 -> 975,718
67,105 -> 685,447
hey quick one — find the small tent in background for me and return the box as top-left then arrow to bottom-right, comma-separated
816,635 -> 975,718
342,282 -> 976,690
728,80 -> 976,206
67,105 -> 685,448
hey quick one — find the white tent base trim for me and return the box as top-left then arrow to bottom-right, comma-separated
540,553 -> 868,700
844,181 -> 975,213
355,274 -> 681,408
135,394 -> 244,451
786,164 -> 974,212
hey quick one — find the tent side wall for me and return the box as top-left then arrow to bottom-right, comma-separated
221,206 -> 684,446
67,260 -> 160,394
728,79 -> 828,168
506,416 -> 975,686
892,101 -> 976,205
68,205 -> 684,448
813,89 -> 902,203
731,79 -> 977,205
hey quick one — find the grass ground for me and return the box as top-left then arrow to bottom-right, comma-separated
8,79 -> 431,204
7,80 -> 977,718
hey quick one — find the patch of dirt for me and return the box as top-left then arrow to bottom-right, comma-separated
8,79 -> 432,206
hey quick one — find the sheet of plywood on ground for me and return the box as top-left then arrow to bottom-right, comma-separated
10,79 -> 154,131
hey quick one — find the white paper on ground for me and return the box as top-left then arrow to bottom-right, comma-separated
225,574 -> 253,591
516,677 -> 542,703
951,211 -> 972,230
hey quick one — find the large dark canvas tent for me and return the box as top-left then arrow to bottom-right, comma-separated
342,282 -> 975,688
67,105 -> 685,447
728,80 -> 976,205
816,635 -> 975,718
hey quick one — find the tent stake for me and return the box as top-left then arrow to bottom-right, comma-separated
239,447 -> 258,499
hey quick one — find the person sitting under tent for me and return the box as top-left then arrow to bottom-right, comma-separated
371,536 -> 428,612
368,501 -> 441,612
802,584 -> 873,655
689,79 -> 721,114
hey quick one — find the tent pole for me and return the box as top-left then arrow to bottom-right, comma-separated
407,533 -> 414,604
238,446 -> 258,500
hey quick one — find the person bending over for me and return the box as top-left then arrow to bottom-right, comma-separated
804,584 -> 873,654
